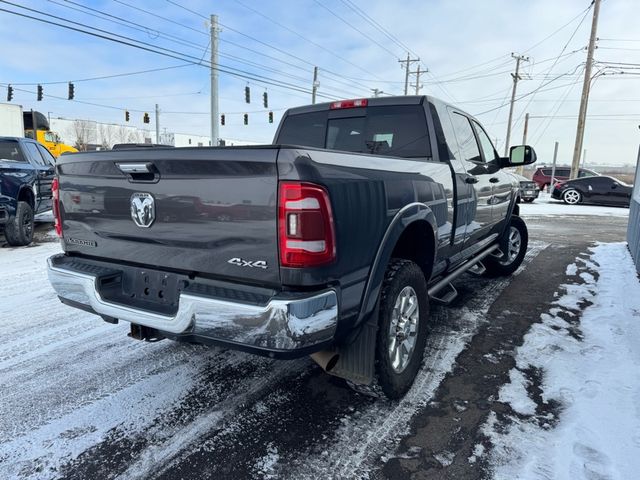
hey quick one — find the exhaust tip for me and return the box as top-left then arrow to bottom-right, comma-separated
310,350 -> 340,372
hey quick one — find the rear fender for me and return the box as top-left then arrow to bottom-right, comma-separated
355,202 -> 437,329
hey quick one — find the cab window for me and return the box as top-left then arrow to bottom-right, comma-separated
450,112 -> 482,163
23,142 -> 47,167
44,132 -> 57,143
0,140 -> 26,163
36,143 -> 56,166
472,120 -> 497,162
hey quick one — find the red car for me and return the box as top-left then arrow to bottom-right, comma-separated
532,166 -> 599,190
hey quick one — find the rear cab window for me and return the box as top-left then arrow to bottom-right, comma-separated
276,105 -> 431,159
0,140 -> 27,163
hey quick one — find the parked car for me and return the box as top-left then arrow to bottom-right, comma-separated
0,136 -> 56,245
510,173 -> 539,203
532,166 -> 599,190
552,175 -> 633,206
47,95 -> 537,399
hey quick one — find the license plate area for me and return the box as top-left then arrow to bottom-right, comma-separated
97,266 -> 181,315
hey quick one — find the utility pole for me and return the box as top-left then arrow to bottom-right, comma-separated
210,14 -> 220,147
570,0 -> 601,179
550,141 -> 559,193
504,53 -> 530,156
312,66 -> 319,104
155,103 -> 160,144
410,66 -> 427,95
398,53 -> 420,96
371,88 -> 383,97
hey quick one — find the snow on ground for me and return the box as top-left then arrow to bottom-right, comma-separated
519,193 -> 629,217
483,242 -> 640,480
0,235 -> 548,479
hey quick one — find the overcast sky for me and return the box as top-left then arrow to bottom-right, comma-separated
1,0 -> 639,166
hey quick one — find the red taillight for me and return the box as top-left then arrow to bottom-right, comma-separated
330,98 -> 368,110
52,177 -> 62,237
278,182 -> 336,268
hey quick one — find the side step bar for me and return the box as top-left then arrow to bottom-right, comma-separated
428,244 -> 501,305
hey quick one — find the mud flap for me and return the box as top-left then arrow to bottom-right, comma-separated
328,308 -> 378,385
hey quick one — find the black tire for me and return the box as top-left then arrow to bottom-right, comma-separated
4,201 -> 34,246
562,188 -> 582,205
375,259 -> 429,399
522,198 -> 535,203
484,215 -> 528,277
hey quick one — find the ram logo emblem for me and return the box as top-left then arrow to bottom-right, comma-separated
130,192 -> 155,228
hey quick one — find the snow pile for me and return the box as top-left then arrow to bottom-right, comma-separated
483,243 -> 640,480
519,193 -> 629,217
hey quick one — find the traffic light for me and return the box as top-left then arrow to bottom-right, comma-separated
143,112 -> 150,124
37,84 -> 43,101
268,111 -> 273,123
68,82 -> 75,100
125,110 -> 130,122
263,91 -> 268,108
220,114 -> 225,126
244,86 -> 250,104
243,113 -> 248,125
7,85 -> 13,102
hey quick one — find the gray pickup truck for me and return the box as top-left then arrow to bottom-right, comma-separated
47,96 -> 536,398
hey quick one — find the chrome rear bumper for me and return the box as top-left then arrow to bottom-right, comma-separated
47,255 -> 338,352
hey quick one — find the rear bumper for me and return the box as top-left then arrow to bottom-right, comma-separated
47,254 -> 339,357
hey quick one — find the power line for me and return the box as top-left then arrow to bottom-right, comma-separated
339,0 -> 418,58
311,0 -> 400,60
163,0 -> 385,83
0,3 -> 350,100
232,0 -> 380,85
49,0 -> 364,97
49,0 -> 207,53
523,3 -> 593,54
511,6 -> 592,131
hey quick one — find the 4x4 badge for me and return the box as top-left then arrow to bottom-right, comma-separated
227,257 -> 268,269
130,192 -> 155,228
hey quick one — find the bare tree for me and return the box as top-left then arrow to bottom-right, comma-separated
128,129 -> 144,143
72,120 -> 92,151
98,124 -> 116,150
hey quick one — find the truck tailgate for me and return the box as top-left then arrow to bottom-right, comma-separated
56,147 -> 281,286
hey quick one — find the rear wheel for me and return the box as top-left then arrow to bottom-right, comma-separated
4,201 -> 34,246
562,188 -> 581,205
484,215 -> 528,277
375,259 -> 429,399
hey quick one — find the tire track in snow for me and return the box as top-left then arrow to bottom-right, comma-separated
277,243 -> 547,479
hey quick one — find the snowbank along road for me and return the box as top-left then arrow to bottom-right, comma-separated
0,211 -> 634,479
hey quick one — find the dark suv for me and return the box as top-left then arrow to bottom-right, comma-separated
0,137 -> 56,246
532,166 -> 598,190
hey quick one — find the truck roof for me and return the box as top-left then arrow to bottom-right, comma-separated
284,95 -> 427,116
281,94 -> 478,124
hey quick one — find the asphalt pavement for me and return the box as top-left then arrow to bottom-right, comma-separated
0,213 -> 629,479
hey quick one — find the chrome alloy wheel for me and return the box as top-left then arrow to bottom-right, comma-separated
563,189 -> 581,205
388,286 -> 420,373
499,226 -> 522,266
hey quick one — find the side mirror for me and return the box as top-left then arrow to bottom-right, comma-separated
500,145 -> 537,168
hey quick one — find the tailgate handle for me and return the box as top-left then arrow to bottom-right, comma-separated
117,163 -> 152,173
116,162 -> 159,183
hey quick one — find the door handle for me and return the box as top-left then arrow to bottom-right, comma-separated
489,177 -> 499,183
465,176 -> 479,184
